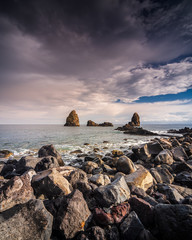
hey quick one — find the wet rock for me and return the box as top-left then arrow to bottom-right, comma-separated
154,149 -> 174,165
120,211 -> 145,240
89,174 -> 111,186
94,176 -> 130,208
32,168 -> 72,199
0,150 -> 13,158
125,165 -> 154,191
150,167 -> 174,184
0,199 -> 53,240
129,196 -> 154,228
175,171 -> 192,188
35,156 -> 59,172
57,189 -> 91,239
117,155 -> 136,174
154,204 -> 192,240
171,146 -> 188,162
82,161 -> 99,174
112,150 -> 124,157
157,184 -> 184,204
64,110 -> 80,126
38,144 -> 64,166
0,170 -> 35,212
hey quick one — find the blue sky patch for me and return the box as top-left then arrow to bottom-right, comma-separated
134,88 -> 192,103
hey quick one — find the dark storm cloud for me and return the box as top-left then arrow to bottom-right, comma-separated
0,0 -> 192,123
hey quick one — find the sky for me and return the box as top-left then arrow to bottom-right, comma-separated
0,0 -> 192,124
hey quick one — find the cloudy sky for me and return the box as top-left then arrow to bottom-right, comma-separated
0,0 -> 192,124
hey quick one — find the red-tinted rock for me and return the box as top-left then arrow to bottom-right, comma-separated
111,202 -> 130,224
94,208 -> 114,225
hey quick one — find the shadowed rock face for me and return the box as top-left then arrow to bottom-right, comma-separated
87,120 -> 99,126
64,110 -> 80,126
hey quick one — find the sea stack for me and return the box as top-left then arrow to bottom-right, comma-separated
87,120 -> 99,126
64,110 -> 80,126
130,112 -> 140,126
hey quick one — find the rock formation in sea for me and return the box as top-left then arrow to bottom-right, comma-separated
130,112 -> 140,126
87,120 -> 113,127
64,110 -> 80,126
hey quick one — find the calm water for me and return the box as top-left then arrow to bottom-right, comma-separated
0,124 -> 191,160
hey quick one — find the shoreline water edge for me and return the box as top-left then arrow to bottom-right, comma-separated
0,124 -> 192,239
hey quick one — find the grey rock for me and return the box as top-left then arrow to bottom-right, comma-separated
171,146 -> 188,162
150,167 -> 174,184
35,156 -> 59,172
0,199 -> 53,240
155,149 -> 174,165
117,156 -> 136,174
94,176 -> 130,208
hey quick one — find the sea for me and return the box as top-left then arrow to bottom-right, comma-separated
0,124 -> 192,162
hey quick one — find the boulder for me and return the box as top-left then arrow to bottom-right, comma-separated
0,170 -> 35,212
94,176 -> 130,208
89,174 -> 111,186
64,110 -> 80,126
171,146 -> 188,162
112,150 -> 124,157
157,184 -> 184,204
0,199 -> 53,240
125,165 -> 154,191
0,150 -> 13,158
170,184 -> 192,198
82,161 -> 99,174
67,169 -> 88,187
129,196 -> 154,228
155,149 -> 174,165
38,144 -> 64,166
16,156 -> 40,173
117,156 -> 136,174
175,171 -> 192,188
78,226 -> 107,240
87,120 -> 99,126
57,189 -> 91,239
35,156 -> 59,172
150,167 -> 174,184
120,211 -> 145,240
32,168 -> 72,199
154,204 -> 192,240
94,208 -> 115,225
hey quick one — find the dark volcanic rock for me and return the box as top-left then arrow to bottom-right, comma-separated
57,189 -> 91,239
35,156 -> 59,172
168,127 -> 192,134
64,110 -> 80,126
99,122 -> 113,127
0,199 -> 53,240
38,144 -> 64,166
120,211 -> 145,240
0,170 -> 35,212
124,127 -> 158,136
175,171 -> 192,188
78,226 -> 107,240
154,204 -> 192,240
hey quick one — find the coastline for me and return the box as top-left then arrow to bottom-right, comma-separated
0,127 -> 192,239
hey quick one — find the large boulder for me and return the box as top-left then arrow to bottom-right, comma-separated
89,174 -> 111,186
64,110 -> 80,126
0,170 -> 35,212
57,189 -> 91,239
170,184 -> 192,198
171,146 -> 188,162
35,156 -> 59,172
0,199 -> 53,240
38,144 -> 64,166
94,176 -> 130,208
120,211 -> 145,240
155,149 -> 174,165
32,168 -> 72,199
125,165 -> 154,191
117,156 -> 136,174
150,167 -> 174,184
154,204 -> 192,240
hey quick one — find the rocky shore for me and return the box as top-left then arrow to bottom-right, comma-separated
1,133 -> 192,240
